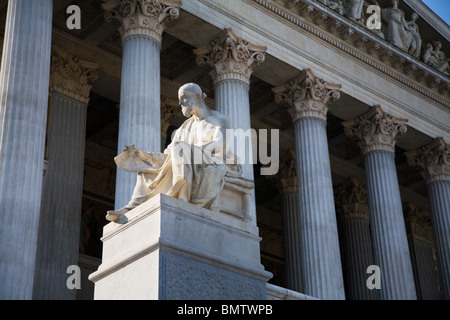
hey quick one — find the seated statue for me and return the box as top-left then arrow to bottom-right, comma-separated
423,41 -> 450,76
106,83 -> 242,222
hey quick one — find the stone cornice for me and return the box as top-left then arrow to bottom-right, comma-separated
342,105 -> 408,154
405,137 -> 450,183
194,27 -> 267,85
102,0 -> 182,43
273,68 -> 341,121
50,46 -> 99,104
249,0 -> 450,108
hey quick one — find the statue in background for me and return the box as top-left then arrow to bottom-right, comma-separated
405,12 -> 421,58
106,83 -> 242,222
423,41 -> 450,76
346,0 -> 364,22
381,0 -> 415,52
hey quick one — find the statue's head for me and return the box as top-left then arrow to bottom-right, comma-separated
392,0 -> 399,7
178,83 -> 206,117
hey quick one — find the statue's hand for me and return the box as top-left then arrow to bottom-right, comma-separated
123,144 -> 136,152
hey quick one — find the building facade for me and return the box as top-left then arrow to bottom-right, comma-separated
0,0 -> 449,300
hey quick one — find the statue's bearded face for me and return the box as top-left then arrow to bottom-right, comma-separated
179,89 -> 199,117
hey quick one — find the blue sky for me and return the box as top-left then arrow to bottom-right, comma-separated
421,0 -> 450,25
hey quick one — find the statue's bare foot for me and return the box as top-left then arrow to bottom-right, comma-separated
106,207 -> 129,222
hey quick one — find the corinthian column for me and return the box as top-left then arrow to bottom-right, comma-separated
273,69 -> 345,300
0,0 -> 53,300
194,27 -> 267,225
343,105 -> 417,300
405,137 -> 450,299
404,204 -> 441,300
335,178 -> 378,300
33,47 -> 98,300
274,150 -> 302,293
102,0 -> 181,209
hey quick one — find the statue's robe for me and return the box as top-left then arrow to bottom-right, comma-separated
115,116 -> 242,210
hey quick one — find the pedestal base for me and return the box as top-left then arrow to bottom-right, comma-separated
89,194 -> 272,300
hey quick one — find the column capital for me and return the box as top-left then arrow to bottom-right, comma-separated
194,27 -> 267,85
342,105 -> 408,155
50,46 -> 99,104
404,204 -> 433,244
273,69 -> 341,121
334,177 -> 369,220
405,137 -> 450,183
161,96 -> 182,136
102,0 -> 182,43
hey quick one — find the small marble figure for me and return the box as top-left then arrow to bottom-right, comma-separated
381,0 -> 415,52
423,41 -> 450,75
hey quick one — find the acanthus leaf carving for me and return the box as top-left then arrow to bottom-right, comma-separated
273,68 -> 341,121
194,27 -> 267,85
405,137 -> 450,183
50,46 -> 99,104
342,105 -> 408,154
102,0 -> 182,43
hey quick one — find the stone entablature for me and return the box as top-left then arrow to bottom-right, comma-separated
251,0 -> 450,106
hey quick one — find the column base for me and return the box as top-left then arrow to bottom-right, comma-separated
89,194 -> 272,300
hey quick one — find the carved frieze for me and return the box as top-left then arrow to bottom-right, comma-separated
273,68 -> 341,121
405,137 -> 450,183
50,46 -> 99,104
194,27 -> 267,85
251,0 -> 450,105
342,105 -> 408,154
102,0 -> 182,43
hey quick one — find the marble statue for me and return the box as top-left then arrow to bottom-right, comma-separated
381,0 -> 415,52
318,0 -> 344,15
106,83 -> 242,222
423,41 -> 450,75
405,12 -> 421,58
346,0 -> 364,22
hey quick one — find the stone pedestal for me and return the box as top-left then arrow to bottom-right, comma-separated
89,194 -> 271,299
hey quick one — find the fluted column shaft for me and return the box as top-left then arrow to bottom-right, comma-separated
214,79 -> 253,179
115,35 -> 162,209
343,105 -> 416,300
274,69 -> 344,300
428,181 -> 450,298
405,137 -> 450,299
335,179 -> 378,300
0,0 -> 53,300
281,190 -> 302,292
33,93 -> 88,299
341,216 -> 378,299
364,150 -> 416,299
294,117 -> 345,299
102,0 -> 181,209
